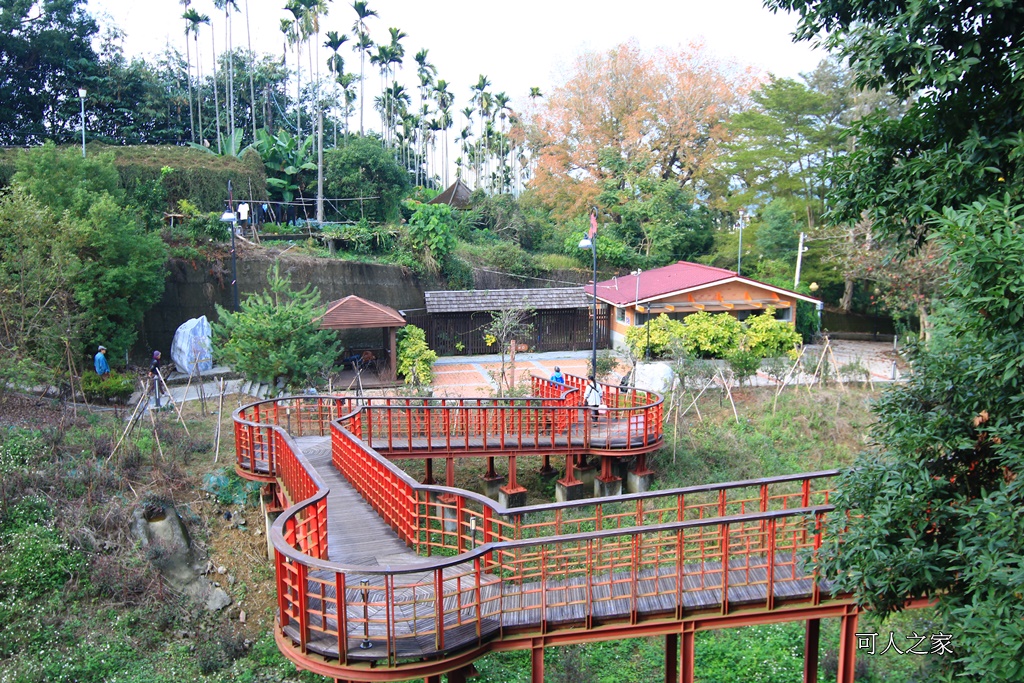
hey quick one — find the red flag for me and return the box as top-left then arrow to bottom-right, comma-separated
589,211 -> 598,239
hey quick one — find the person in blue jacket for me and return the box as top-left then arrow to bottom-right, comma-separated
551,366 -> 565,384
94,345 -> 110,378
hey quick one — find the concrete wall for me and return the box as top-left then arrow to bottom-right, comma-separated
141,253 -> 429,357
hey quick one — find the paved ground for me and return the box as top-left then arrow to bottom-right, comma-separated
138,340 -> 904,407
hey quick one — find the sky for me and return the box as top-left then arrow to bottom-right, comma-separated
88,0 -> 829,113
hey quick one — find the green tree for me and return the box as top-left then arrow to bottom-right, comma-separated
396,324 -> 436,388
10,143 -> 167,356
212,261 -> 341,392
754,199 -> 800,261
324,135 -> 409,222
0,0 -> 100,144
0,190 -> 78,388
763,1 -> 1024,679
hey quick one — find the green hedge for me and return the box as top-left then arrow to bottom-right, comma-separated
0,144 -> 267,212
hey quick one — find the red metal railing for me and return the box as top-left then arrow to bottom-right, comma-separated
233,383 -> 838,676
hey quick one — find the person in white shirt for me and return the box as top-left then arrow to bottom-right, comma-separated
584,378 -> 602,423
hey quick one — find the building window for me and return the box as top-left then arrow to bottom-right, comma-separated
615,307 -> 627,324
774,305 -> 793,322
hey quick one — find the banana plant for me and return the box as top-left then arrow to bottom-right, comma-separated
253,128 -> 316,203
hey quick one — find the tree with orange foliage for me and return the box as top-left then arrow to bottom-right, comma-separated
527,41 -> 756,221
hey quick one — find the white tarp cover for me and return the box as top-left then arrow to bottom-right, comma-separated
171,316 -> 213,375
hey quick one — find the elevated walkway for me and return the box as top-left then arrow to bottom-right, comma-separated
234,373 -> 887,683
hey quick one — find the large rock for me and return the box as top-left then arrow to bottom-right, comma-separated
632,362 -> 676,394
131,502 -> 232,611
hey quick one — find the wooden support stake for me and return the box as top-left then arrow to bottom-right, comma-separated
155,368 -> 190,437
214,378 -> 226,463
717,369 -> 739,424
108,381 -> 150,462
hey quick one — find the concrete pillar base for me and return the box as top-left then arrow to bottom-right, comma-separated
482,475 -> 505,501
498,487 -> 527,509
627,470 -> 655,494
556,480 -> 588,502
576,464 -> 597,492
436,497 -> 461,532
594,476 -> 622,498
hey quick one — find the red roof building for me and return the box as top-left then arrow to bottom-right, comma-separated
591,261 -> 822,350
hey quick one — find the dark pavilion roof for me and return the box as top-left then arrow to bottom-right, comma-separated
427,179 -> 473,209
319,295 -> 406,329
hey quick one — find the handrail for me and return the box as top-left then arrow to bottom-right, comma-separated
234,380 -> 840,674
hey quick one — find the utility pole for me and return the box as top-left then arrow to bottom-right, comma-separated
794,232 -> 807,289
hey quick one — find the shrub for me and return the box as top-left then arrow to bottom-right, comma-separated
679,311 -> 744,358
727,349 -> 762,386
625,314 -> 686,359
743,307 -> 802,359
405,201 -> 457,270
80,370 -> 136,404
397,325 -> 437,387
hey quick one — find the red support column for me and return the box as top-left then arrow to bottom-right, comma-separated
680,622 -> 696,683
539,453 -> 555,475
804,618 -> 820,683
446,456 -> 455,488
837,606 -> 859,683
423,458 -> 434,485
559,453 -> 579,485
531,640 -> 545,683
665,632 -> 678,683
485,456 -> 497,479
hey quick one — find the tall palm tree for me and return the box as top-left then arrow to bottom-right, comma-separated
338,71 -> 357,137
470,75 -> 491,189
460,107 -> 474,186
414,49 -> 435,185
284,3 -> 304,136
351,1 -> 377,136
493,92 -> 511,193
293,0 -> 330,223
386,27 -> 406,148
528,86 -> 543,101
324,30 -> 348,145
208,14 -> 223,153
181,3 -> 198,143
433,78 -> 453,185
188,11 -> 210,145
244,0 -> 258,142
214,0 -> 239,140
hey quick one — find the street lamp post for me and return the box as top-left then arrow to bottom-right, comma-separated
220,180 -> 239,311
578,213 -> 599,380
78,89 -> 87,157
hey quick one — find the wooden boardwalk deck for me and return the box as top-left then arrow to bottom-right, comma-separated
282,437 -> 826,663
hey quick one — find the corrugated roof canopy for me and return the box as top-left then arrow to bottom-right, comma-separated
425,288 -> 589,313
319,295 -> 407,329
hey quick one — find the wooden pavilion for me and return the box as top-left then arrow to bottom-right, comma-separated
318,295 -> 405,384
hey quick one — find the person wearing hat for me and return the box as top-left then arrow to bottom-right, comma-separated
94,345 -> 110,378
150,350 -> 162,408
550,366 -> 565,385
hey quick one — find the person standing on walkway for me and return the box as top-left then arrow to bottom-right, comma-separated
584,377 -> 603,423
94,345 -> 110,378
551,366 -> 564,384
150,350 -> 162,408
